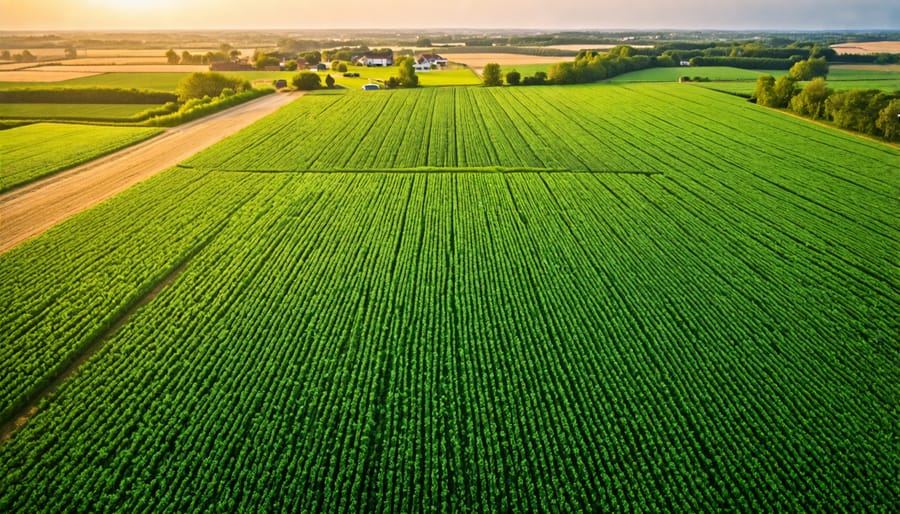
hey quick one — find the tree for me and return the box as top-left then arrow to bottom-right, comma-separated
176,72 -> 250,102
337,62 -> 348,73
875,99 -> 900,142
299,51 -> 321,66
325,74 -> 335,88
752,75 -> 776,106
292,71 -> 321,90
790,78 -> 830,119
284,60 -> 298,71
482,63 -> 502,86
788,57 -> 828,80
166,49 -> 179,65
181,50 -> 193,65
64,46 -> 77,59
393,56 -> 418,88
506,70 -> 521,86
0,50 -> 10,60
772,76 -> 798,108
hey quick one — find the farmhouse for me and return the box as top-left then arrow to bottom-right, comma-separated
356,50 -> 394,67
414,53 -> 448,71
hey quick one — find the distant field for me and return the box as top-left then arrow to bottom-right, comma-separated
2,83 -> 897,512
0,70 -> 101,83
54,72 -> 190,91
0,103 -> 160,120
828,66 -> 900,79
610,66 -> 784,82
444,53 -> 566,69
0,123 -> 162,192
831,41 -> 900,55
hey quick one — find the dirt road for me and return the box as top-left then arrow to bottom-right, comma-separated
0,91 -> 301,253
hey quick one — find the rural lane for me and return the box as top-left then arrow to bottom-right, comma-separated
0,91 -> 302,253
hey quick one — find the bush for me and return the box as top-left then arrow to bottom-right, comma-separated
176,72 -> 250,102
506,71 -> 521,86
144,88 -> 272,127
292,71 -> 322,91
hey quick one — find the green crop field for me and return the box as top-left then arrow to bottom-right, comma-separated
1,84 -> 898,511
0,123 -> 162,192
54,72 -> 190,91
0,103 -> 161,120
610,66 -> 784,82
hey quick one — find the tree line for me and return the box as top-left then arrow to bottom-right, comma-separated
752,63 -> 900,142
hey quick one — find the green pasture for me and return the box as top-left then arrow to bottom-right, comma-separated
0,103 -> 161,120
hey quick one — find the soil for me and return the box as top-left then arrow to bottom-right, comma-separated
0,91 -> 302,253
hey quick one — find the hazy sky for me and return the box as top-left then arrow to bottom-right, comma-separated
1,0 -> 898,31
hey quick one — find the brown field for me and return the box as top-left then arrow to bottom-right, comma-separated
445,53 -> 566,68
0,70 -> 102,82
830,41 -> 900,55
0,91 -> 302,253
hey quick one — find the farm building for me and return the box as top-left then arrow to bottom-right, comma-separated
414,53 -> 448,71
416,53 -> 448,67
356,51 -> 394,67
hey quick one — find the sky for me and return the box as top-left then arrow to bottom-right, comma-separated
1,0 -> 898,31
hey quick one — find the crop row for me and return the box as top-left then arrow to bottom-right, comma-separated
0,123 -> 162,192
1,83 -> 897,510
3,168 -> 898,510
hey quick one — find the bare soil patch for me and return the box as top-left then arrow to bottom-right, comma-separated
831,41 -> 900,55
0,91 -> 302,253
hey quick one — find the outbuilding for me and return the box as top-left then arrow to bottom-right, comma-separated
362,84 -> 380,91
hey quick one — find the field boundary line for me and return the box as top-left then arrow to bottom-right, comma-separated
0,223 -> 226,444
187,166 -> 665,175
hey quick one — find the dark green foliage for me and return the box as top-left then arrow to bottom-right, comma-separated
505,70 -> 521,86
175,72 -> 252,102
0,88 -> 177,104
788,57 -> 829,80
482,63 -> 502,86
875,99 -> 900,142
388,56 -> 419,88
790,78 -> 831,119
291,71 -> 322,91
826,89 -> 892,135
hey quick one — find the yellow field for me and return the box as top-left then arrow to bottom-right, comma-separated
0,70 -> 101,82
830,41 -> 900,55
444,53 -> 566,69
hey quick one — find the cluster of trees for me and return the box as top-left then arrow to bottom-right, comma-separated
385,57 -> 419,89
167,44 -> 241,65
175,72 -> 252,102
322,46 -> 371,63
1,49 -> 37,62
753,57 -> 832,106
754,73 -> 900,141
